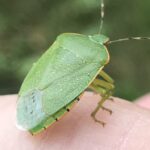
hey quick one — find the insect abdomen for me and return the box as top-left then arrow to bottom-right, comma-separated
29,94 -> 82,134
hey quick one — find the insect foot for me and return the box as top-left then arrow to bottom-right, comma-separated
101,106 -> 112,115
91,113 -> 106,127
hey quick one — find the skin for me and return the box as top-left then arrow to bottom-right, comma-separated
0,92 -> 150,150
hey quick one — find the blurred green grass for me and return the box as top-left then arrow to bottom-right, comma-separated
0,0 -> 150,100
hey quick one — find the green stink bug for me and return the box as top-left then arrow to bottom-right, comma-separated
16,0 -> 150,135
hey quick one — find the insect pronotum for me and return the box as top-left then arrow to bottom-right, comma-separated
16,0 -> 150,135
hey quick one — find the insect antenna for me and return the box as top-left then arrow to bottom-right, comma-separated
107,37 -> 150,44
98,0 -> 105,34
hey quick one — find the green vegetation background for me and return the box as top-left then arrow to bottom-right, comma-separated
0,0 -> 150,100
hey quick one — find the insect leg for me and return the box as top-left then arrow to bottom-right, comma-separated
89,78 -> 114,126
98,70 -> 114,84
92,78 -> 114,91
98,70 -> 115,101
91,93 -> 109,127
91,79 -> 114,113
89,84 -> 107,96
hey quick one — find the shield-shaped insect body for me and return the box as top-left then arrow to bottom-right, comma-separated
16,33 -> 110,134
